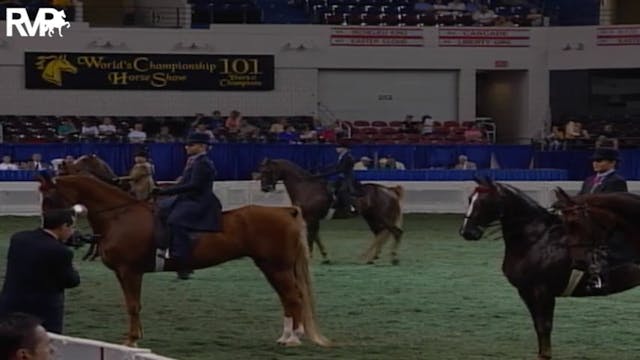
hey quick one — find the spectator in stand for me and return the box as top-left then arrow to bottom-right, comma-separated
546,125 -> 564,151
473,5 -> 497,26
421,115 -> 435,136
448,0 -> 467,11
225,110 -> 242,134
414,0 -> 432,12
80,120 -> 98,139
402,115 -> 421,134
575,122 -> 590,140
154,126 -> 176,143
464,125 -> 484,142
354,156 -> 372,170
238,119 -> 259,142
98,117 -> 117,137
278,126 -> 300,144
527,7 -> 543,26
51,155 -> 74,172
299,125 -> 318,143
317,122 -> 337,143
192,122 -> 214,140
56,117 -> 77,139
386,156 -> 406,170
0,156 -> 18,171
269,117 -> 287,136
564,119 -> 581,139
454,155 -> 477,170
210,110 -> 224,130
127,123 -> 147,144
25,154 -> 50,171
596,124 -> 619,149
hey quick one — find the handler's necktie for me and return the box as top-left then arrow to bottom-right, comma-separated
591,175 -> 603,193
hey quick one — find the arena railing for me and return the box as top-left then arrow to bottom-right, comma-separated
48,333 -> 177,360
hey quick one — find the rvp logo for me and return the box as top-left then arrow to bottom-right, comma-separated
5,8 -> 70,37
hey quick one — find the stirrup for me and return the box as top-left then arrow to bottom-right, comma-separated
587,274 -> 603,290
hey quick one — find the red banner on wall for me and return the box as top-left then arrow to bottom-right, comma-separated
330,27 -> 424,47
438,28 -> 530,48
597,26 -> 640,46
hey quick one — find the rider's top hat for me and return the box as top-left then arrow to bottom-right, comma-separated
186,132 -> 212,145
591,148 -> 619,161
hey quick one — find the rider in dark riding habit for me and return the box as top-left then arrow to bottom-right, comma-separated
152,132 -> 222,280
576,147 -> 628,292
313,141 -> 358,215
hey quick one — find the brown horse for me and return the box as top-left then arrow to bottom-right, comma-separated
258,158 -> 404,265
37,174 -> 329,347
554,188 -> 640,270
460,177 -> 640,360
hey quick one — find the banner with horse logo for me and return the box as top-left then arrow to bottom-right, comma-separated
24,52 -> 275,90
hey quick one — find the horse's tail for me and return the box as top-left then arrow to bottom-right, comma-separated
291,206 -> 330,347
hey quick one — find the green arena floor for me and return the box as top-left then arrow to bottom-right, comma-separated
1,214 -> 639,360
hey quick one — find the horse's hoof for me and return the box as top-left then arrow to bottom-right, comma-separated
391,259 -> 399,266
366,260 -> 375,265
321,259 -> 331,265
284,338 -> 302,347
123,340 -> 138,348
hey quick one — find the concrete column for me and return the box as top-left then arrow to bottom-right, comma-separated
457,68 -> 476,122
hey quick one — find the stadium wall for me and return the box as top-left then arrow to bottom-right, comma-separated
1,24 -> 639,140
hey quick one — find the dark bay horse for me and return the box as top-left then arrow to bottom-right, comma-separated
258,158 -> 404,265
459,176 -> 640,360
38,174 -> 329,347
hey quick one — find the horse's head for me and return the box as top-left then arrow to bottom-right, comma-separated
37,172 -> 82,212
460,175 -> 505,241
258,158 -> 279,192
66,154 -> 118,184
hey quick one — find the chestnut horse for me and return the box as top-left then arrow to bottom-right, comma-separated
38,174 -> 329,347
258,158 -> 404,265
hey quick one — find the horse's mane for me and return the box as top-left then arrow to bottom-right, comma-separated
498,183 -> 552,216
57,174 -> 134,202
271,159 -> 313,179
575,192 -> 640,225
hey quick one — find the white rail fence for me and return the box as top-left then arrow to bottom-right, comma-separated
4,180 -> 640,216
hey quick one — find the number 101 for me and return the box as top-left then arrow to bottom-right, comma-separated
220,59 -> 262,75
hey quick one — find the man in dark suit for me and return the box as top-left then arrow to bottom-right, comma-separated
153,132 -> 222,279
314,142 -> 358,214
577,148 -> 628,292
0,209 -> 81,334
578,148 -> 627,195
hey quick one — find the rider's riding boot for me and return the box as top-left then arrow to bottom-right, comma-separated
586,250 -> 608,293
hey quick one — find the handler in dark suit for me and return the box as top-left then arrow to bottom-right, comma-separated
577,147 -> 628,292
579,148 -> 628,195
314,141 -> 358,214
0,209 -> 81,334
153,132 -> 222,279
